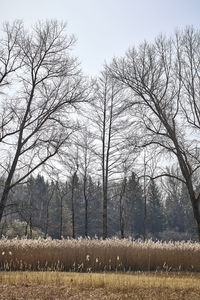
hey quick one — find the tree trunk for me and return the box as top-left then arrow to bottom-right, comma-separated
0,188 -> 10,223
102,95 -> 113,240
191,196 -> 200,241
85,197 -> 88,238
44,205 -> 49,239
0,218 -> 6,237
119,177 -> 126,239
59,196 -> 63,239
120,202 -> 125,239
71,189 -> 75,239
103,186 -> 107,239
0,104 -> 28,224
29,216 -> 32,239
143,193 -> 147,241
83,175 -> 88,238
25,222 -> 28,237
71,173 -> 76,239
44,189 -> 53,239
143,151 -> 147,241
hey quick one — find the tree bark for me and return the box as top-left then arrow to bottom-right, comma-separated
59,195 -> 63,239
71,172 -> 76,239
83,174 -> 88,238
119,177 -> 126,239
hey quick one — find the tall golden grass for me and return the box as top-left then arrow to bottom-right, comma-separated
0,237 -> 199,272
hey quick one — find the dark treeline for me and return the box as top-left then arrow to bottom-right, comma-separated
0,173 -> 196,241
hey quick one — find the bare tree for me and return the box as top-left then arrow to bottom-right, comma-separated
76,127 -> 95,238
0,20 -> 87,224
110,28 -> 200,240
91,69 -> 130,239
0,21 -> 23,143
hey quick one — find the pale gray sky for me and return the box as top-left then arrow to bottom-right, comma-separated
1,0 -> 200,75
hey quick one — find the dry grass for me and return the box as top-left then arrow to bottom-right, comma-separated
0,271 -> 200,299
0,237 -> 200,272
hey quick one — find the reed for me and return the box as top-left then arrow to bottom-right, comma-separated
0,237 -> 199,272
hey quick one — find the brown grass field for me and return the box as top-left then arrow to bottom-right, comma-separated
0,271 -> 200,299
0,238 -> 200,299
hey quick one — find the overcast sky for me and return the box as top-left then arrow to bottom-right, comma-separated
1,0 -> 200,76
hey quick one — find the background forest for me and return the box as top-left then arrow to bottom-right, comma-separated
0,173 -> 197,241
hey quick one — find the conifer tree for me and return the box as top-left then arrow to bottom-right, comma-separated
125,172 -> 144,238
146,180 -> 165,237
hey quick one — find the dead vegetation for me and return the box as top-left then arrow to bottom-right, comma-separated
0,271 -> 200,299
0,237 -> 200,272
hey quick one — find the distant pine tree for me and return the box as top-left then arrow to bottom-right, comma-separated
146,180 -> 165,237
125,172 -> 144,238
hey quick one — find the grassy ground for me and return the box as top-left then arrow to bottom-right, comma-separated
0,271 -> 200,299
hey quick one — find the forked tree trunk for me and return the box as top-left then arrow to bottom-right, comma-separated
102,92 -> 113,240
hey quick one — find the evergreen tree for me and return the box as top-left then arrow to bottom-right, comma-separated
146,180 -> 165,237
179,183 -> 196,236
165,176 -> 181,231
164,177 -> 196,239
73,175 -> 85,237
125,172 -> 144,238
